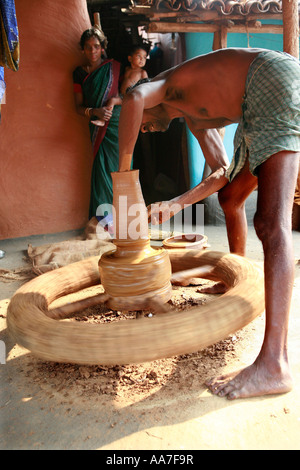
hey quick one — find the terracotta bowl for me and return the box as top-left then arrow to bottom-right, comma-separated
162,233 -> 208,250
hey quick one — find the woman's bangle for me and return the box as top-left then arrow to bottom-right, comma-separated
85,107 -> 92,117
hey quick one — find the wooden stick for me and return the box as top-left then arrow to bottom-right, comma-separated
171,265 -> 214,286
48,293 -> 109,320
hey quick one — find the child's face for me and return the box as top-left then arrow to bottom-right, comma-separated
129,49 -> 147,68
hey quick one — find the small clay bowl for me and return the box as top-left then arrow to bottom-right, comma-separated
162,233 -> 208,250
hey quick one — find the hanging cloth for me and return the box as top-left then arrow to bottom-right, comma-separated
0,0 -> 19,119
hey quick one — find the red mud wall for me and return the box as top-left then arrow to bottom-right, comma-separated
0,0 -> 93,239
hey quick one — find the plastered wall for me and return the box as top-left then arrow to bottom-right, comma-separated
0,0 -> 93,239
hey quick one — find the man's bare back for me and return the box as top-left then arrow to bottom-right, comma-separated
156,48 -> 262,128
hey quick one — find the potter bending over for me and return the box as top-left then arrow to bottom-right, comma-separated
117,47 -> 300,400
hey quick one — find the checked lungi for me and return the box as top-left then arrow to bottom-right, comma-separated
226,50 -> 300,182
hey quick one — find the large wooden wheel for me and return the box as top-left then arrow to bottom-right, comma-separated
7,250 -> 264,365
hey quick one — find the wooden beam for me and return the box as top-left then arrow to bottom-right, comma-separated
130,7 -> 283,23
282,0 -> 299,58
146,22 -> 285,35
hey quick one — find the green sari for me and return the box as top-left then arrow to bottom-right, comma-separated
74,59 -> 121,218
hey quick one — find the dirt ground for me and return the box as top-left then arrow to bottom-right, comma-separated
1,225 -> 300,450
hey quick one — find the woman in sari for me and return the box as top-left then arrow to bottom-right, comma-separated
73,28 -> 122,220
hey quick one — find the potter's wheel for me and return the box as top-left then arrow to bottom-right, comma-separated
7,249 -> 264,365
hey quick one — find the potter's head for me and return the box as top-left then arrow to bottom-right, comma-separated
126,80 -> 172,134
80,27 -> 107,65
140,106 -> 171,133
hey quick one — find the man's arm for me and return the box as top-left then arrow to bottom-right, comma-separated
177,127 -> 230,205
192,128 -> 229,172
148,128 -> 230,224
118,80 -> 167,171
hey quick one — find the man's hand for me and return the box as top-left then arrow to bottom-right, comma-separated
147,200 -> 182,225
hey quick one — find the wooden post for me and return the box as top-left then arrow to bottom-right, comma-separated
282,0 -> 300,228
282,0 -> 299,58
201,25 -> 227,180
213,25 -> 228,50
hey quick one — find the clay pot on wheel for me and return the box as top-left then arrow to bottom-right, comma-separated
99,170 -> 172,310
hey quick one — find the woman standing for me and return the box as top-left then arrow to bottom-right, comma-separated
73,28 -> 122,220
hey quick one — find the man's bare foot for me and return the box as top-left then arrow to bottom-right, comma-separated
197,281 -> 228,294
205,358 -> 293,399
